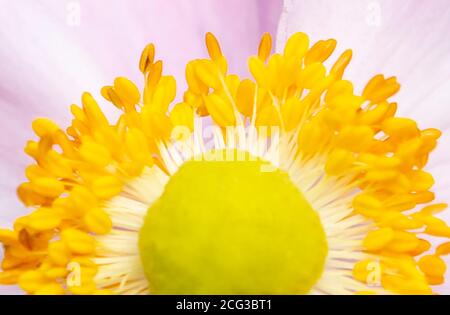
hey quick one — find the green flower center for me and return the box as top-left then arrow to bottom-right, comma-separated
139,150 -> 327,294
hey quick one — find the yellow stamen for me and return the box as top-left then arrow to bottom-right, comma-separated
258,32 -> 272,62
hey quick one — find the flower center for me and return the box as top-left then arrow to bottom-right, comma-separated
138,150 -> 328,294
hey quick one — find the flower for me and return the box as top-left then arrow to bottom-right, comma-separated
0,27 -> 449,294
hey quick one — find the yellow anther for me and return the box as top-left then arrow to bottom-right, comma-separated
281,98 -> 308,131
0,269 -> 28,285
69,186 -> 98,215
425,221 -> 450,238
141,108 -> 173,139
421,128 -> 442,140
91,175 -> 123,199
146,60 -> 163,88
126,128 -> 150,162
383,194 -> 417,212
383,102 -> 397,120
18,270 -> 50,294
325,149 -> 355,175
101,85 -> 125,109
363,227 -> 394,251
205,32 -> 223,61
54,130 -> 77,158
139,43 -> 155,74
365,170 -> 399,182
0,229 -> 17,246
327,94 -> 363,113
386,231 -> 419,253
382,117 -> 419,140
426,275 -> 444,286
297,122 -> 330,155
377,212 -> 423,230
170,102 -> 194,131
152,76 -> 177,113
266,54 -> 285,90
1,255 -> 24,271
248,56 -> 268,89
101,85 -> 113,102
32,118 -> 59,137
79,140 -> 111,167
305,39 -> 337,65
352,194 -> 383,217
297,62 -> 326,90
24,140 -> 39,159
17,182 -> 47,206
330,49 -> 352,79
363,75 -> 400,103
93,126 -> 123,157
25,165 -> 47,181
195,60 -> 221,89
81,92 -> 109,127
382,274 -> 431,295
255,104 -> 281,128
418,255 -> 447,277
436,242 -> 450,256
414,212 -> 442,225
396,137 -> 423,161
358,102 -> 391,125
413,191 -> 435,205
204,93 -> 236,127
48,241 -> 71,266
26,208 -> 61,231
372,155 -> 402,169
35,282 -> 65,295
30,177 -> 65,198
185,61 -> 208,95
83,208 -> 113,235
420,204 -> 447,216
408,170 -> 434,192
325,80 -> 353,104
43,149 -> 73,178
62,228 -> 96,255
236,79 -> 255,117
410,239 -> 431,256
258,32 -> 272,62
70,104 -> 87,122
283,32 -> 309,60
336,125 -> 374,152
43,267 -> 68,279
114,77 -> 141,105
